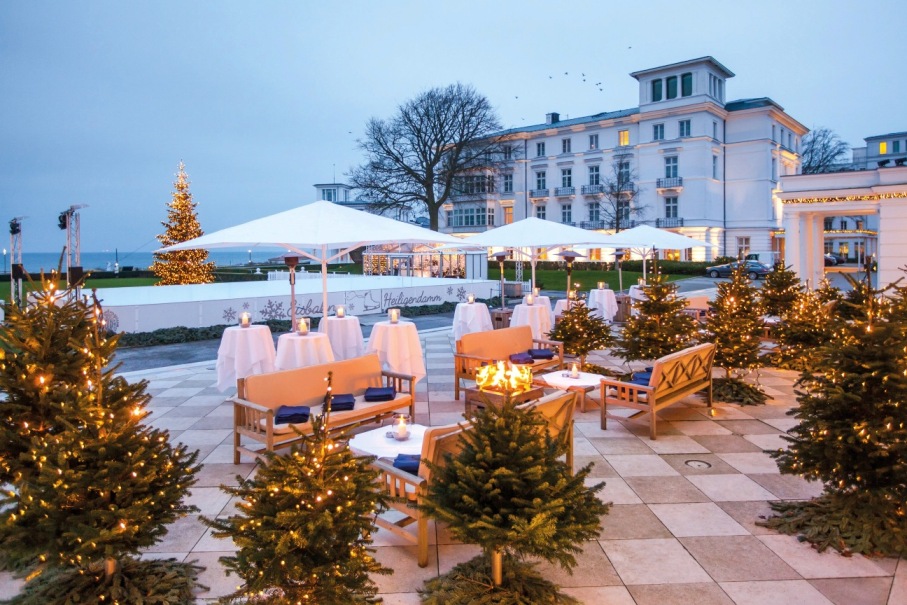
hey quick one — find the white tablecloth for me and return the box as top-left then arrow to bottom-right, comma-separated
588,289 -> 619,321
553,298 -> 583,318
349,424 -> 427,458
275,332 -> 335,370
629,285 -> 647,316
366,321 -> 426,382
511,303 -> 553,340
216,325 -> 277,391
539,370 -> 603,391
522,294 -> 554,325
319,316 -> 364,361
452,302 -> 493,341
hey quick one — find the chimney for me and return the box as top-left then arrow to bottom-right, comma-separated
546,112 -> 560,125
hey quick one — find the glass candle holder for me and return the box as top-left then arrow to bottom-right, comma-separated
394,413 -> 411,440
526,294 -> 534,305
240,312 -> 251,328
570,362 -> 580,379
388,308 -> 400,323
533,287 -> 540,297
598,281 -> 605,290
336,305 -> 345,318
296,317 -> 310,335
467,293 -> 475,304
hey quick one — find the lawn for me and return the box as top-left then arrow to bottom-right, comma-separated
0,276 -> 159,302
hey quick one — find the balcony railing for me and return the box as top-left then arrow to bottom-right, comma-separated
580,220 -> 608,230
581,184 -> 605,195
560,221 -> 576,227
554,186 -> 575,197
656,177 -> 683,189
656,217 -> 684,228
530,189 -> 549,198
448,224 -> 491,233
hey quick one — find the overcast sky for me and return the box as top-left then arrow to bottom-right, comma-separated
2,0 -> 905,253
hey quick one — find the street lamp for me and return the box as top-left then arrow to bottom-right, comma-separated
492,251 -> 509,310
2,249 -> 6,274
557,250 -> 585,307
248,249 -> 252,265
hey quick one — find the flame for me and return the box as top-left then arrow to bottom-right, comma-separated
476,361 -> 532,393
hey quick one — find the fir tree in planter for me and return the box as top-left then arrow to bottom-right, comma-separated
771,289 -> 836,372
547,297 -> 613,370
762,282 -> 907,557
204,374 -> 390,604
0,279 -> 202,603
420,394 -> 608,604
614,273 -> 699,363
759,264 -> 802,317
704,264 -> 768,404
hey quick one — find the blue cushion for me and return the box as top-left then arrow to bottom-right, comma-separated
393,454 -> 420,475
510,352 -> 533,364
632,371 -> 652,383
364,386 -> 396,402
528,348 -> 555,360
274,405 -> 310,424
629,377 -> 650,386
330,393 -> 356,411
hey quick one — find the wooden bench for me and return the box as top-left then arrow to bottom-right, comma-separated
517,390 -> 577,470
599,343 -> 716,440
232,353 -> 416,463
453,325 -> 564,400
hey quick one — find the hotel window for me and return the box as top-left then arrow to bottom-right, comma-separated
504,206 -> 513,224
589,134 -> 599,150
736,236 -> 751,258
664,156 -> 678,178
772,159 -> 777,181
681,72 -> 693,97
535,171 -> 546,190
589,203 -> 600,222
561,203 -> 572,224
617,197 -> 630,222
561,168 -> 572,188
712,121 -> 718,139
588,165 -> 600,185
537,142 -> 546,157
503,173 -> 513,193
880,141 -> 888,154
856,219 -> 864,230
664,196 -> 678,219
666,75 -> 678,99
824,218 -> 833,230
894,140 -> 901,153
618,161 -> 630,182
535,204 -> 546,220
652,78 -> 663,102
618,129 -> 630,146
321,188 -> 336,201
653,123 -> 664,141
503,145 -> 513,160
712,156 -> 719,179
772,125 -> 777,142
840,219 -> 847,230
679,120 -> 691,137
562,138 -> 571,153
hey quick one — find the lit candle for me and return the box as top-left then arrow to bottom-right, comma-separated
598,281 -> 605,290
467,293 -> 475,304
533,287 -> 540,297
336,305 -> 345,318
568,289 -> 576,300
240,312 -> 251,328
389,308 -> 399,323
297,317 -> 309,335
395,414 -> 408,439
571,362 -> 580,379
526,294 -> 534,305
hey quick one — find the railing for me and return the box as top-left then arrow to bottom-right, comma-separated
580,220 -> 608,230
530,189 -> 549,198
656,177 -> 683,189
581,184 -> 605,195
448,224 -> 490,233
554,186 -> 575,196
656,217 -> 684,228
561,221 -> 576,227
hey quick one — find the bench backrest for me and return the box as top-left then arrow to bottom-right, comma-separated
517,390 -> 576,443
419,424 -> 468,484
649,343 -> 716,399
239,353 -> 384,409
684,296 -> 710,310
456,325 -> 534,359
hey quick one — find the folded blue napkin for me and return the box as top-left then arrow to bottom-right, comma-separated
393,454 -> 421,475
275,405 -> 310,424
528,348 -> 555,360
631,371 -> 652,384
364,386 -> 396,402
509,352 -> 534,364
330,393 -> 356,411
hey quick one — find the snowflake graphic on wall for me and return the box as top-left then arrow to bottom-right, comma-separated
259,299 -> 285,321
100,310 -> 120,333
456,286 -> 467,301
347,302 -> 356,313
223,307 -> 237,323
242,302 -> 251,310
446,286 -> 454,295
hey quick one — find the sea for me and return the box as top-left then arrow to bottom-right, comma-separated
7,250 -> 277,273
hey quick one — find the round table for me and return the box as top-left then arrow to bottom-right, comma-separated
629,285 -> 647,316
537,370 -> 604,413
216,325 -> 277,392
318,316 -> 365,361
366,321 -> 426,382
522,294 -> 554,325
588,288 -> 619,322
452,301 -> 493,341
511,303 -> 553,340
275,332 -> 335,370
553,298 -> 583,318
349,424 -> 427,458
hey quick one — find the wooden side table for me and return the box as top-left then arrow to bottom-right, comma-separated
464,386 -> 545,416
490,308 -> 513,329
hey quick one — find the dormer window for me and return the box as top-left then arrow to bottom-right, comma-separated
651,79 -> 663,102
666,76 -> 678,99
681,72 -> 693,97
708,74 -> 724,102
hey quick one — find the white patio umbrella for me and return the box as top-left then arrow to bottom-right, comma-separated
158,200 -> 465,322
459,217 -> 622,290
605,224 -> 716,280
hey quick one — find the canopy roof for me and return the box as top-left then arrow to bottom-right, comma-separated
605,224 -> 716,250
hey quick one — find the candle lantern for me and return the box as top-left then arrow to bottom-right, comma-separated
296,317 -> 310,335
394,414 -> 411,441
598,281 -> 605,290
570,362 -> 580,379
467,293 -> 475,304
240,312 -> 251,328
388,308 -> 400,323
533,287 -> 540,297
526,294 -> 534,306
336,305 -> 346,318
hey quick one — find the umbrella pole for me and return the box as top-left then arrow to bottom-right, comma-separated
290,271 -> 297,329
322,248 -> 329,320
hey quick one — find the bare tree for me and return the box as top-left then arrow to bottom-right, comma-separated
349,83 -> 509,231
800,127 -> 850,174
596,154 -> 645,232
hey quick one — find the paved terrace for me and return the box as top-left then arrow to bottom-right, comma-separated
2,299 -> 905,604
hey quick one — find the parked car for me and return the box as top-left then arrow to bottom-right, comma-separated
824,253 -> 838,266
705,260 -> 773,280
827,252 -> 847,264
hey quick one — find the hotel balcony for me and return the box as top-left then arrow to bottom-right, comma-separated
530,189 -> 549,199
656,217 -> 684,228
580,220 -> 608,230
656,177 -> 683,191
581,184 -> 605,195
554,186 -> 575,197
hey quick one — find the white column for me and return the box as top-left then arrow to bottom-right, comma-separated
878,198 -> 907,288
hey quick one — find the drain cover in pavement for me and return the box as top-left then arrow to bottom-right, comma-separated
685,459 -> 712,469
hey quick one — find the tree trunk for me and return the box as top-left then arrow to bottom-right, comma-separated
491,549 -> 503,586
104,556 -> 118,578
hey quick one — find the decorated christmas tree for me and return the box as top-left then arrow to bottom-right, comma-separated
759,264 -> 802,317
763,281 -> 907,556
614,273 -> 699,362
547,296 -> 613,368
420,394 -> 608,603
150,162 -> 215,285
704,264 -> 767,404
204,374 -> 390,604
814,276 -> 844,306
771,289 -> 836,372
0,277 -> 202,602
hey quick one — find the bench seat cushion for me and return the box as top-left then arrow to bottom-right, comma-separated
268,393 -> 411,434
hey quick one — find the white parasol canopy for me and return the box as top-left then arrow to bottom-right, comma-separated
605,224 -> 716,280
459,217 -> 621,289
158,200 -> 465,320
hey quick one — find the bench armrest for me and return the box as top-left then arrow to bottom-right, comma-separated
368,457 -> 428,499
600,377 -> 654,403
382,369 -> 417,395
231,396 -> 274,415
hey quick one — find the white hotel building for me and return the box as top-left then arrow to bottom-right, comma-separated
441,57 -> 808,262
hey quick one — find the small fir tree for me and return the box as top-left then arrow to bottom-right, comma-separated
150,162 -> 215,285
772,289 -> 836,372
814,276 -> 844,306
204,374 -> 390,604
836,273 -> 874,322
705,264 -> 768,404
547,296 -> 613,368
420,394 -> 608,603
0,278 -> 202,602
759,264 -> 803,317
614,273 -> 699,362
763,281 -> 907,557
